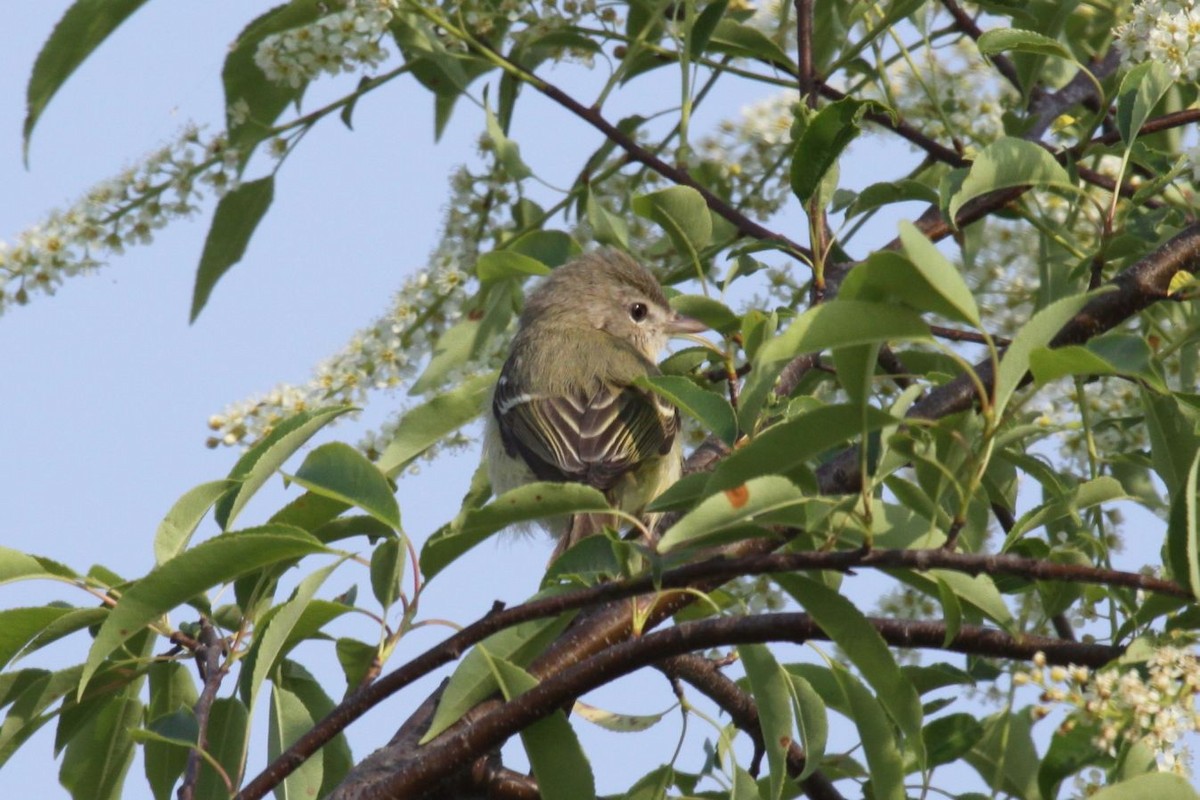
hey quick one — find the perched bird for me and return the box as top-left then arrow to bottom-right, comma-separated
484,249 -> 705,560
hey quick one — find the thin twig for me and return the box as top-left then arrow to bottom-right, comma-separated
179,618 -> 230,800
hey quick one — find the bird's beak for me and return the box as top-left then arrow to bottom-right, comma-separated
666,312 -> 708,335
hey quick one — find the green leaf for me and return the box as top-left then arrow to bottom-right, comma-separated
190,176 -> 275,322
289,442 -> 400,531
154,480 -> 238,565
1116,62 -> 1173,144
586,190 -> 630,249
705,19 -> 793,68
790,98 -> 881,204
482,654 -> 596,800
0,607 -> 78,671
23,0 -> 151,156
976,28 -> 1072,59
638,375 -> 737,445
572,700 -> 670,733
775,574 -> 925,766
994,292 -> 1097,416
948,137 -> 1075,223
194,698 -> 249,800
277,661 -> 353,797
758,300 -> 931,364
1143,390 -> 1200,496
1029,334 -> 1164,391
896,221 -> 982,327
0,666 -> 83,767
923,713 -> 983,768
830,662 -> 906,800
422,611 -> 575,742
370,538 -> 406,611
1038,720 -> 1110,799
59,693 -> 142,800
1166,448 -> 1200,597
841,179 -> 939,219
268,686 -> 322,800
965,710 -> 1041,799
1005,475 -> 1128,546
81,526 -> 327,694
710,404 -> 898,492
787,672 -> 827,780
658,476 -> 804,551
475,250 -> 551,282
632,186 -> 712,264
409,316 -> 480,395
739,644 -> 793,800
245,558 -> 344,713
669,294 -> 740,334
421,482 -> 610,577
485,98 -> 532,179
1092,774 -> 1200,799
144,662 -> 197,800
214,404 -> 353,530
378,373 -> 493,477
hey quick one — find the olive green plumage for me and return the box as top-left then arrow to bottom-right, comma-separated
484,249 -> 704,559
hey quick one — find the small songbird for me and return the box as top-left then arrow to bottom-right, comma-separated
484,249 -> 705,560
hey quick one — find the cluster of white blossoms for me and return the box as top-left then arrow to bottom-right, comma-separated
207,152 -> 519,448
1017,648 -> 1200,776
857,36 -> 1018,153
1115,0 -> 1200,81
0,126 -> 239,317
698,91 -> 801,220
254,0 -> 400,89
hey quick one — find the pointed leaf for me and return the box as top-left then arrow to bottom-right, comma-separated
268,686 -> 322,800
1089,773 -> 1198,799
739,644 -> 793,800
483,653 -> 597,800
639,375 -> 737,445
787,672 -> 827,780
475,251 -> 551,282
23,0 -> 151,155
994,292 -> 1097,415
194,698 -> 248,800
59,694 -> 142,800
1116,62 -> 1173,144
976,28 -> 1072,60
791,98 -> 883,203
190,176 -> 275,322
214,405 -> 353,530
378,373 -> 494,477
896,221 -> 982,327
572,700 -> 669,733
948,137 -> 1075,223
658,476 -> 805,552
289,442 -> 400,530
830,663 -> 905,800
81,526 -> 326,693
775,574 -> 925,765
632,186 -> 712,263
421,482 -> 610,576
154,480 -> 238,564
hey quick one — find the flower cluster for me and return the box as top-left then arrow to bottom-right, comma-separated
1017,647 -> 1200,776
1115,0 -> 1200,81
254,0 -> 400,89
208,151 -> 519,448
856,36 -> 1018,153
0,126 -> 239,316
696,91 -> 801,220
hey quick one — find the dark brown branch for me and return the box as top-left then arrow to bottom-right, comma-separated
796,0 -> 818,105
334,614 -> 1119,798
1087,108 -> 1200,148
930,324 -> 1010,347
236,537 -> 1183,799
658,654 -> 845,800
479,45 -> 812,262
179,618 -> 229,800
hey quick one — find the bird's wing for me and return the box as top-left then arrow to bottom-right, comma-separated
493,372 -> 678,493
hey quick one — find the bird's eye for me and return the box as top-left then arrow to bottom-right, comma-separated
629,302 -> 648,322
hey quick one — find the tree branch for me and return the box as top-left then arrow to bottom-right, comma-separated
329,614 -> 1118,798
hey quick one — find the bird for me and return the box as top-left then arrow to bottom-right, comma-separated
483,249 -> 705,560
